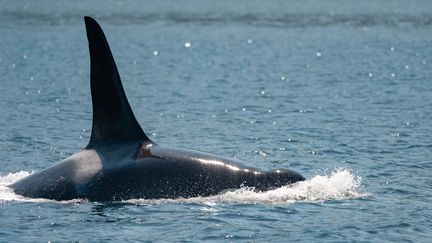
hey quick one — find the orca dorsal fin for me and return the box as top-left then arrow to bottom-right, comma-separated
84,16 -> 151,147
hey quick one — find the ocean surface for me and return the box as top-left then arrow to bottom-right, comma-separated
1,0 -> 431,241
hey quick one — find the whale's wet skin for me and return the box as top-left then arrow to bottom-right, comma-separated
9,17 -> 304,202
1,0 -> 432,241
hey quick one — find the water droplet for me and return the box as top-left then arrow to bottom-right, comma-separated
390,46 -> 394,52
316,51 -> 322,57
406,122 -> 410,126
391,133 -> 400,138
242,108 -> 246,111
405,65 -> 409,70
280,76 -> 286,81
184,42 -> 192,48
272,121 -> 277,125
368,73 -> 373,77
260,90 -> 265,95
23,54 -> 27,59
25,91 -> 29,95
247,39 -> 253,44
308,150 -> 319,155
153,50 -> 159,56
268,109 -> 272,113
152,133 -> 157,136
391,73 -> 396,77
11,63 -> 16,68
55,98 -> 59,102
30,76 -> 34,81
212,114 -> 216,118
37,89 -> 41,94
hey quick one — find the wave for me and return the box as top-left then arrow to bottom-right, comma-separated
1,11 -> 431,28
0,169 -> 367,205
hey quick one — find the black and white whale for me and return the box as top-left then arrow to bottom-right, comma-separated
10,17 -> 304,202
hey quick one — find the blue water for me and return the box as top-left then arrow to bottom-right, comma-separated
1,0 -> 432,241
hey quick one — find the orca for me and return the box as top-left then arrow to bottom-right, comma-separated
10,17 -> 304,202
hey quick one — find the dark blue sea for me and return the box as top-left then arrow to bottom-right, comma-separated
1,0 -> 431,241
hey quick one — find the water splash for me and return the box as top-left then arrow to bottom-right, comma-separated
0,171 -> 37,203
0,171 -> 84,204
0,169 -> 366,205
131,168 -> 366,205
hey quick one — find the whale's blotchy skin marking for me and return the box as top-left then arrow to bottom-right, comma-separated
10,17 -> 304,202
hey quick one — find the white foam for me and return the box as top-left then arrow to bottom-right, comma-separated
0,169 -> 367,205
129,168 -> 367,205
0,171 -> 38,203
0,171 -> 84,204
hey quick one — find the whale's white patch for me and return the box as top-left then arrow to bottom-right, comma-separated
68,149 -> 102,185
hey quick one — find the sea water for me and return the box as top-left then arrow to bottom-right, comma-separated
0,0 -> 431,241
